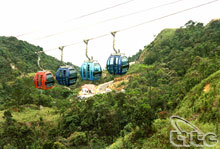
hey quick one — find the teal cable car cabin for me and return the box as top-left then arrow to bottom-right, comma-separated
80,61 -> 102,81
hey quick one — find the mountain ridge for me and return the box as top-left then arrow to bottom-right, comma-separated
0,19 -> 220,148
0,36 -> 80,82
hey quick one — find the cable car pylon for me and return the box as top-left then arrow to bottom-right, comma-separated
106,31 -> 129,75
80,39 -> 102,81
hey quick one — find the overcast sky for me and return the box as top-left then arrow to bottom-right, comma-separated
0,0 -> 219,67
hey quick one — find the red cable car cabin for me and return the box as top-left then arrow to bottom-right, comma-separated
34,71 -> 55,90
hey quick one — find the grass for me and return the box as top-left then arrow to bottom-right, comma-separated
0,105 -> 60,123
141,118 -> 220,148
176,70 -> 220,120
138,69 -> 220,148
107,127 -> 140,149
127,63 -> 152,74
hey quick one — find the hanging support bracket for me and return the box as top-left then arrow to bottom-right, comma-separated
84,39 -> 91,61
36,51 -> 43,71
111,31 -> 118,53
59,46 -> 64,63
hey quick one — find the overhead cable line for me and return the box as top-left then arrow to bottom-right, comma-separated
118,0 -> 219,32
82,0 -> 219,40
66,0 -> 136,22
16,0 -> 136,38
15,0 -> 219,59
33,0 -> 184,41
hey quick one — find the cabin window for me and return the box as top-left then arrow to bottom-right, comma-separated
46,73 -> 54,87
94,63 -> 100,72
87,64 -> 90,78
37,75 -> 39,87
115,57 -> 119,65
69,79 -> 76,84
69,69 -> 77,78
109,57 -> 114,72
122,56 -> 128,65
59,71 -> 62,78
63,70 -> 66,77
83,64 -> 86,77
110,57 -> 114,65
93,63 -> 102,79
40,75 -> 43,88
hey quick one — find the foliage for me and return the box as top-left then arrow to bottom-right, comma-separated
0,36 -> 63,82
128,49 -> 142,62
0,19 -> 220,148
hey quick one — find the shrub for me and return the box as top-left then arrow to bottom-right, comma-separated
67,132 -> 87,146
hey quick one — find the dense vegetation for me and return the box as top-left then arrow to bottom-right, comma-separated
0,19 -> 220,148
128,49 -> 142,62
0,36 -> 62,81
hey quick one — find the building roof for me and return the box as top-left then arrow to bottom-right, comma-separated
81,84 -> 96,91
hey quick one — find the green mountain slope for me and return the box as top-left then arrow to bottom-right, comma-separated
0,19 -> 220,148
0,36 -> 80,112
108,20 -> 220,148
177,69 -> 220,122
0,36 -> 63,82
139,28 -> 176,62
141,70 -> 220,148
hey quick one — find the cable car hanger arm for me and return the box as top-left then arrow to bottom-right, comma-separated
35,51 -> 44,71
84,39 -> 91,61
57,46 -> 79,73
111,31 -> 118,54
18,0 -> 218,59
59,46 -> 64,63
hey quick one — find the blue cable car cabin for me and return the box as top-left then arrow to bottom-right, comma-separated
106,54 -> 129,75
80,61 -> 102,81
56,66 -> 77,86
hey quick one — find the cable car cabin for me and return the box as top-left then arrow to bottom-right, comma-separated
56,66 -> 77,86
80,61 -> 102,81
106,54 -> 129,75
34,71 -> 55,90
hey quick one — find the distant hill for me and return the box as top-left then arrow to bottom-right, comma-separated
140,20 -> 220,66
177,69 -> 220,121
0,19 -> 220,148
128,49 -> 142,62
108,19 -> 220,148
0,36 -> 78,82
139,28 -> 176,62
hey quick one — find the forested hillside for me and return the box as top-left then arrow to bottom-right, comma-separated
128,49 -> 142,62
0,19 -> 219,148
0,36 -> 64,82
